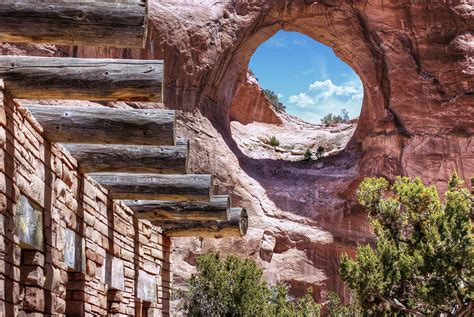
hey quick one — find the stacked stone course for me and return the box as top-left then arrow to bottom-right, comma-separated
0,81 -> 171,316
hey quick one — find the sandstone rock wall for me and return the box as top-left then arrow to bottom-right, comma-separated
148,0 -> 472,303
230,72 -> 283,125
0,87 -> 171,316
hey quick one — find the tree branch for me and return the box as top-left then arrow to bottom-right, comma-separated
378,296 -> 425,316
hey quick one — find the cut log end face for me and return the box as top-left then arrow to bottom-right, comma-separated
239,208 -> 249,237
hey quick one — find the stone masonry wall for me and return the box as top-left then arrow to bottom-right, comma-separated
0,81 -> 171,316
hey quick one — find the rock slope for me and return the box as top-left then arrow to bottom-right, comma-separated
230,72 -> 283,125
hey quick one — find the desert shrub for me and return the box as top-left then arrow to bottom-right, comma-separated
316,146 -> 324,159
304,148 -> 312,161
320,113 -> 341,125
263,89 -> 286,113
267,136 -> 280,147
177,252 -> 320,317
320,109 -> 350,125
341,109 -> 350,122
327,292 -> 362,317
339,173 -> 473,315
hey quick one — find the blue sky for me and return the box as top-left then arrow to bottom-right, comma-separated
249,31 -> 363,123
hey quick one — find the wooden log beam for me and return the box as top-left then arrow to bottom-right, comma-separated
126,195 -> 231,221
157,208 -> 249,238
90,173 -> 213,201
0,0 -> 148,48
25,105 -> 175,145
62,139 -> 188,174
0,56 -> 163,101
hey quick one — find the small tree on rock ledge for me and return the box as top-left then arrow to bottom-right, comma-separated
177,252 -> 321,316
339,173 -> 473,316
263,89 -> 286,113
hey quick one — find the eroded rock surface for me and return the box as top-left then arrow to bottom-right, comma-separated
231,113 -> 356,161
1,0 -> 473,309
230,72 -> 283,125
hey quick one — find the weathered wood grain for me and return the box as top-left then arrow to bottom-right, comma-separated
126,195 -> 231,221
0,1 -> 148,48
90,173 -> 213,201
158,208 -> 248,238
62,140 -> 187,174
26,105 -> 175,145
0,56 -> 163,101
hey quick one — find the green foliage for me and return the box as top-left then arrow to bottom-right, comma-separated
304,148 -> 313,161
320,109 -> 350,125
177,252 -> 320,317
340,173 -> 473,315
263,89 -> 286,113
266,285 -> 320,317
316,146 -> 325,159
267,136 -> 280,147
320,113 -> 341,125
341,109 -> 350,122
327,292 -> 362,317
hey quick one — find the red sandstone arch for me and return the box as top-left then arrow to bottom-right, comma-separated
222,21 -> 375,148
61,1 -> 473,178
22,0 -> 472,304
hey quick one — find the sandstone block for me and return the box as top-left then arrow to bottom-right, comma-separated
20,266 -> 45,287
22,251 -> 45,267
107,290 -> 123,302
23,287 -> 45,312
65,300 -> 84,316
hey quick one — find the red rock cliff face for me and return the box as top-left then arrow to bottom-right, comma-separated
230,72 -> 283,125
2,0 -> 473,307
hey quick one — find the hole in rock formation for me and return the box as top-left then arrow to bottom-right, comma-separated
230,31 -> 363,162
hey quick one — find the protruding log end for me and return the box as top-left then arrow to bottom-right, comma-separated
126,195 -> 231,222
235,207 -> 249,237
158,207 -> 249,238
0,1 -> 148,48
89,173 -> 214,201
0,57 -> 163,101
25,105 -> 174,145
177,137 -> 190,173
62,142 -> 187,174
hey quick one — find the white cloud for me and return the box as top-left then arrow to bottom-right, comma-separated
309,79 -> 361,101
277,93 -> 283,99
285,79 -> 364,123
288,92 -> 316,108
348,92 -> 363,103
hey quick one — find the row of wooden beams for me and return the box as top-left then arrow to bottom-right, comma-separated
90,173 -> 213,202
0,56 -> 163,102
0,1 -> 148,48
26,105 -> 175,146
0,48 -> 249,237
126,195 -> 230,221
63,140 -> 188,174
157,208 -> 248,238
